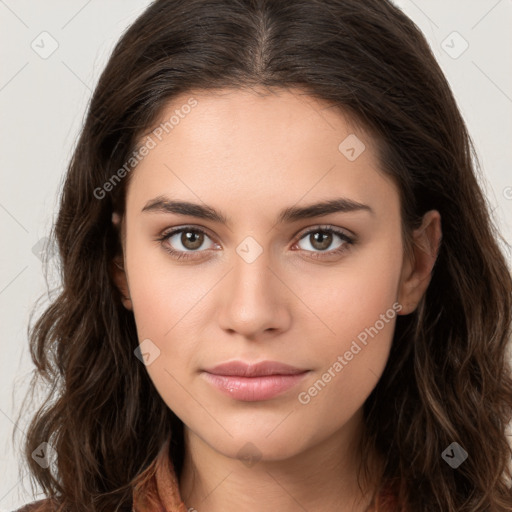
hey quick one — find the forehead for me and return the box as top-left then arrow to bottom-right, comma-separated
125,87 -> 399,222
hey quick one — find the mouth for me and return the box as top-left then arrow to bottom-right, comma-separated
201,360 -> 310,401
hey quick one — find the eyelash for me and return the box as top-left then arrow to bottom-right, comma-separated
155,225 -> 355,261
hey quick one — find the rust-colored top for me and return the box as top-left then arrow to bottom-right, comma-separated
16,438 -> 400,511
131,437 -> 188,512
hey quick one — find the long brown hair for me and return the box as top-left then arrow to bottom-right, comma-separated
15,0 -> 512,510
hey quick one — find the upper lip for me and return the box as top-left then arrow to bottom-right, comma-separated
203,360 -> 309,377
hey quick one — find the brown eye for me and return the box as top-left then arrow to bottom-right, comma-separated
179,230 -> 205,250
296,227 -> 352,254
309,231 -> 334,251
158,227 -> 218,260
294,227 -> 356,259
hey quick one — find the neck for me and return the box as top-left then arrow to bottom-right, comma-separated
178,410 -> 384,512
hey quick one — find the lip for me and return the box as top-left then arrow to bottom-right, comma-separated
202,360 -> 310,401
204,360 -> 308,377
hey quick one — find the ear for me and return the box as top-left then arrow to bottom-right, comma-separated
397,210 -> 442,315
110,212 -> 133,311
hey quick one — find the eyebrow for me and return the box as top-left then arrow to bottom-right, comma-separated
141,195 -> 373,225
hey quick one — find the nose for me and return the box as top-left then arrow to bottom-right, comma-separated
216,244 -> 292,340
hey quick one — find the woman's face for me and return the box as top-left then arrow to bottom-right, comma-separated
115,87 -> 420,462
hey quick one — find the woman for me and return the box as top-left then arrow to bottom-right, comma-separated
13,0 -> 512,510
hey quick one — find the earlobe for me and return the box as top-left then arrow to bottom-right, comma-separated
397,210 -> 442,315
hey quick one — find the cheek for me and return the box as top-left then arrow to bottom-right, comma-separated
292,232 -> 403,344
125,235 -> 223,392
129,270 -> 197,337
292,236 -> 402,405
294,290 -> 400,436
125,231 -> 207,339
128,270 -> 211,386
126,259 -> 204,425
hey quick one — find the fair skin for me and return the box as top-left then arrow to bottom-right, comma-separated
112,87 -> 441,512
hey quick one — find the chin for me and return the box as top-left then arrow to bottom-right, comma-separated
195,427 -> 309,465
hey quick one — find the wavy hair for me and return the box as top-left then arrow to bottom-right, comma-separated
14,0 -> 512,510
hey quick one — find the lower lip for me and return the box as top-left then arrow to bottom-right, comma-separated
202,371 -> 309,401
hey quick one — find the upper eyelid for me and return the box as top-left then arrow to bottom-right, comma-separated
161,224 -> 217,243
297,224 -> 354,238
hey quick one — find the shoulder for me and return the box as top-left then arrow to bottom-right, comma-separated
13,498 -> 57,512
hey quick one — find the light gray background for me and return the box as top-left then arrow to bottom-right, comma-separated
1,0 -> 511,509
